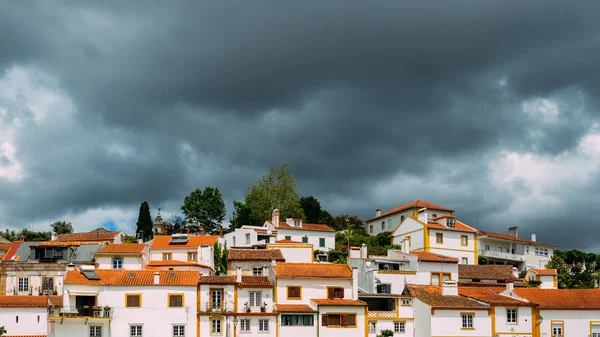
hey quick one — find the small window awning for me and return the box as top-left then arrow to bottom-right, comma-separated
68,290 -> 99,296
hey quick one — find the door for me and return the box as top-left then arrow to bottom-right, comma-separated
75,296 -> 96,317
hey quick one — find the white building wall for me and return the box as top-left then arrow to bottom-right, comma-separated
430,309 -> 491,337
223,228 -> 261,248
413,299 -> 431,337
229,261 -> 273,275
150,245 -> 213,267
416,261 -> 459,285
275,278 -> 352,304
5,271 -> 64,296
368,319 -> 415,337
428,230 -> 476,264
523,245 -> 553,270
493,306 -> 532,335
278,314 -> 317,336
367,210 -> 415,236
97,255 -> 144,270
0,307 -> 49,336
538,309 -> 600,337
270,246 -> 313,262
237,287 -> 274,313
317,306 -> 366,337
199,284 -> 235,312
539,275 -> 556,289
275,229 -> 335,252
391,219 -> 425,250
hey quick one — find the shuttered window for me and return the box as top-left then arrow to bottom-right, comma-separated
321,314 -> 356,327
327,287 -> 344,299
126,294 -> 141,307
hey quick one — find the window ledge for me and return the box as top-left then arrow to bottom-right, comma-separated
460,328 -> 475,330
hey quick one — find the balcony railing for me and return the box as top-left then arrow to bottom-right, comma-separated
367,310 -> 397,318
478,249 -> 525,262
54,306 -> 111,318
201,302 -> 231,313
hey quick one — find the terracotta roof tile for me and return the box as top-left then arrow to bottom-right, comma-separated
0,295 -> 62,307
426,220 -> 477,233
39,241 -> 105,247
146,260 -> 214,270
269,222 -> 335,232
409,251 -> 458,263
198,276 -> 237,285
532,269 -> 557,276
274,263 -> 352,279
275,239 -> 302,244
6,335 -> 47,337
65,269 -> 198,286
2,241 -> 22,261
407,285 -> 488,309
459,265 -> 517,281
0,242 -> 11,251
458,287 -> 531,306
56,231 -> 120,242
240,276 -> 272,287
478,231 -> 555,248
95,243 -> 146,254
274,304 -> 316,312
310,299 -> 366,306
514,288 -> 600,309
228,249 -> 285,261
150,235 -> 218,249
369,200 -> 453,221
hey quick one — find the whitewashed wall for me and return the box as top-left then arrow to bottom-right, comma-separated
430,309 -> 491,337
275,278 -> 352,304
391,218 -> 424,249
0,307 -> 49,336
97,255 -> 143,270
427,229 -> 476,264
539,275 -> 556,289
539,309 -> 600,337
150,245 -> 213,267
5,271 -> 64,296
276,229 -> 335,252
493,306 -> 532,335
268,245 -> 313,262
317,306 -> 366,337
412,299 -> 431,337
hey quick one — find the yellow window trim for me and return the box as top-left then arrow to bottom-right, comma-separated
435,232 -> 444,244
460,312 -> 475,330
461,235 -> 468,246
324,312 -> 358,328
163,252 -> 172,261
286,285 -> 302,300
168,293 -> 185,307
589,320 -> 600,337
550,320 -> 564,337
125,293 -> 142,308
430,272 -> 452,285
187,252 -> 197,261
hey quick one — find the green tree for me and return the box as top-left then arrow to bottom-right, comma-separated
546,252 -> 571,289
136,201 -> 153,241
213,242 -> 228,275
121,234 -> 139,244
331,214 -> 364,232
51,221 -> 73,235
300,196 -> 322,223
0,325 -> 6,336
166,214 -> 185,234
478,255 -> 490,265
245,163 -> 304,222
18,229 -> 51,242
229,200 -> 261,231
181,187 -> 226,234
318,210 -> 335,227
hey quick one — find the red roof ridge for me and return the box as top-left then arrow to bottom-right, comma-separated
368,200 -> 454,221
477,230 -> 555,248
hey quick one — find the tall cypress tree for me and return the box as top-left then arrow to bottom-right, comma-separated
136,201 -> 153,241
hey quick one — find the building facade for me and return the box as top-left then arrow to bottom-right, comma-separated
478,228 -> 555,271
366,200 -> 454,236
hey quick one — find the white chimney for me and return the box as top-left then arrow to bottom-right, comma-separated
506,281 -> 514,293
360,244 -> 368,259
508,227 -> 518,238
80,265 -> 95,272
236,267 -> 242,283
66,263 -> 75,271
352,267 -> 358,300
51,231 -> 57,241
512,267 -> 519,279
531,233 -> 536,242
263,266 -> 269,276
417,208 -> 428,224
272,209 -> 280,228
441,280 -> 458,296
138,239 -> 143,244
271,259 -> 277,267
402,239 -> 410,254
153,272 -> 160,285
375,209 -> 381,217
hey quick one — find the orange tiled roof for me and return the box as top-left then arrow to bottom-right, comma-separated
514,288 -> 600,309
426,219 -> 476,233
458,287 -> 531,306
0,295 -> 62,307
407,285 -> 488,309
268,221 -> 335,232
95,243 -> 146,254
240,276 -> 272,287
150,235 -> 218,249
0,254 -> 4,260
198,276 -> 237,285
56,231 -> 120,242
2,241 -> 22,261
6,335 -> 47,337
458,265 -> 517,281
146,260 -> 214,270
228,249 -> 285,261
0,242 -> 11,251
274,263 -> 352,279
532,269 -> 557,276
477,231 -> 555,248
369,200 -> 454,221
39,241 -> 107,246
275,239 -> 302,244
410,251 -> 459,263
274,304 -> 316,312
65,269 -> 198,286
311,299 -> 366,306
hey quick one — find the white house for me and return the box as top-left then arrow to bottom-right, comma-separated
366,200 -> 454,236
149,234 -> 217,275
0,295 -> 62,337
478,227 -> 555,271
227,249 -> 285,276
458,264 -> 523,287
94,243 -> 149,270
525,269 -> 558,289
391,208 -> 478,265
51,266 -> 198,337
266,241 -> 315,262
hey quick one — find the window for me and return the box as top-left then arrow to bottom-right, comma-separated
462,257 -> 468,264
252,267 -> 263,276
42,277 -> 54,294
240,319 -> 251,332
126,294 -> 141,307
169,294 -> 184,308
249,291 -> 262,307
376,284 -> 391,294
381,221 -> 385,230
551,321 -> 563,337
435,233 -> 443,243
210,289 -> 222,309
506,308 -> 517,323
302,236 -> 308,243
245,233 -> 251,244
211,319 -> 222,334
379,263 -> 400,271
432,213 -> 438,219
285,236 -> 291,240
259,319 -> 269,332
394,321 -> 405,333
18,278 -> 29,292
130,325 -> 143,337
431,272 -> 451,285
461,235 -> 468,246
163,253 -> 172,261
322,314 -> 356,327
327,287 -> 344,299
173,325 -> 185,336
112,256 -> 123,269
485,244 -> 490,250
369,321 -> 376,333
233,237 -> 236,246
387,219 -> 391,229
294,220 -> 300,227
188,252 -> 197,261
446,218 -> 455,228
369,225 -> 373,233
590,322 -> 600,337
461,313 -> 474,329
525,246 -> 529,254
401,299 -> 411,306
90,326 -> 102,337
319,238 -> 325,247
281,315 -> 314,326
287,286 -> 301,299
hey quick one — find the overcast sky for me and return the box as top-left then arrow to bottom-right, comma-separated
1,1 -> 599,251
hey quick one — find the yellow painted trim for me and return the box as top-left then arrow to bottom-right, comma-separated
395,298 -> 399,316
375,270 -> 417,275
234,285 -> 238,313
188,252 -> 197,261
163,252 -> 172,261
400,298 -> 411,306
532,307 -> 539,337
428,246 -> 475,253
435,232 -> 444,244
395,227 -> 424,237
430,272 -> 452,285
473,232 -> 478,265
461,235 -> 468,247
493,333 -> 532,335
406,236 -> 411,248
286,285 -> 302,300
197,285 -> 200,337
590,320 -> 600,337
553,275 -> 558,288
424,225 -> 429,252
125,293 -> 142,307
168,293 -> 185,307
266,244 -> 313,249
364,307 -> 368,337
460,312 -> 475,329
276,313 -> 279,337
275,278 -> 278,303
491,306 -> 495,335
550,320 -> 564,337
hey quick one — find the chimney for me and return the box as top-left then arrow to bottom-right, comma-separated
138,239 -> 143,244
441,280 -> 458,296
508,227 -> 518,238
263,266 -> 269,276
531,233 -> 536,242
66,263 -> 75,271
220,228 -> 223,237
200,227 -> 204,236
51,232 -> 57,241
153,271 -> 160,285
271,259 -> 277,267
352,267 -> 358,300
272,209 -> 280,228
360,243 -> 368,259
402,239 -> 410,254
512,267 -> 519,279
417,208 -> 428,224
506,281 -> 514,293
236,267 -> 242,283
375,209 -> 381,217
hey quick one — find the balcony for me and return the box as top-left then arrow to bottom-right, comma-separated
478,249 -> 525,262
51,306 -> 112,319
200,302 -> 233,314
367,310 -> 397,318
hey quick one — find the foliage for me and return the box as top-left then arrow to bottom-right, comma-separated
0,325 -> 5,336
478,255 -> 489,265
377,329 -> 394,337
333,226 -> 396,260
318,210 -> 335,227
2,229 -> 50,242
245,163 -> 304,222
525,280 -> 542,288
545,249 -> 599,289
518,270 -> 527,279
300,196 -> 322,223
122,234 -> 138,244
214,242 -> 228,275
181,187 -> 226,235
2,229 -> 18,241
136,201 -> 153,241
166,214 -> 185,234
51,221 -> 73,235
229,200 -> 262,231
327,249 -> 347,264
330,214 -> 364,232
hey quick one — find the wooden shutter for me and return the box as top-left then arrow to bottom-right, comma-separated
127,295 -> 140,307
347,314 -> 356,326
321,314 -> 328,326
340,288 -> 345,299
327,288 -> 334,299
341,314 -> 348,326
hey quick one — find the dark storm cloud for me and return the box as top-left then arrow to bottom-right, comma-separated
1,1 -> 600,250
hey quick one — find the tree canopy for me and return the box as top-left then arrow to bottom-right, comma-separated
546,249 -> 600,289
51,221 -> 73,235
229,200 -> 262,231
136,201 -> 153,241
181,187 -> 226,234
300,196 -> 322,223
